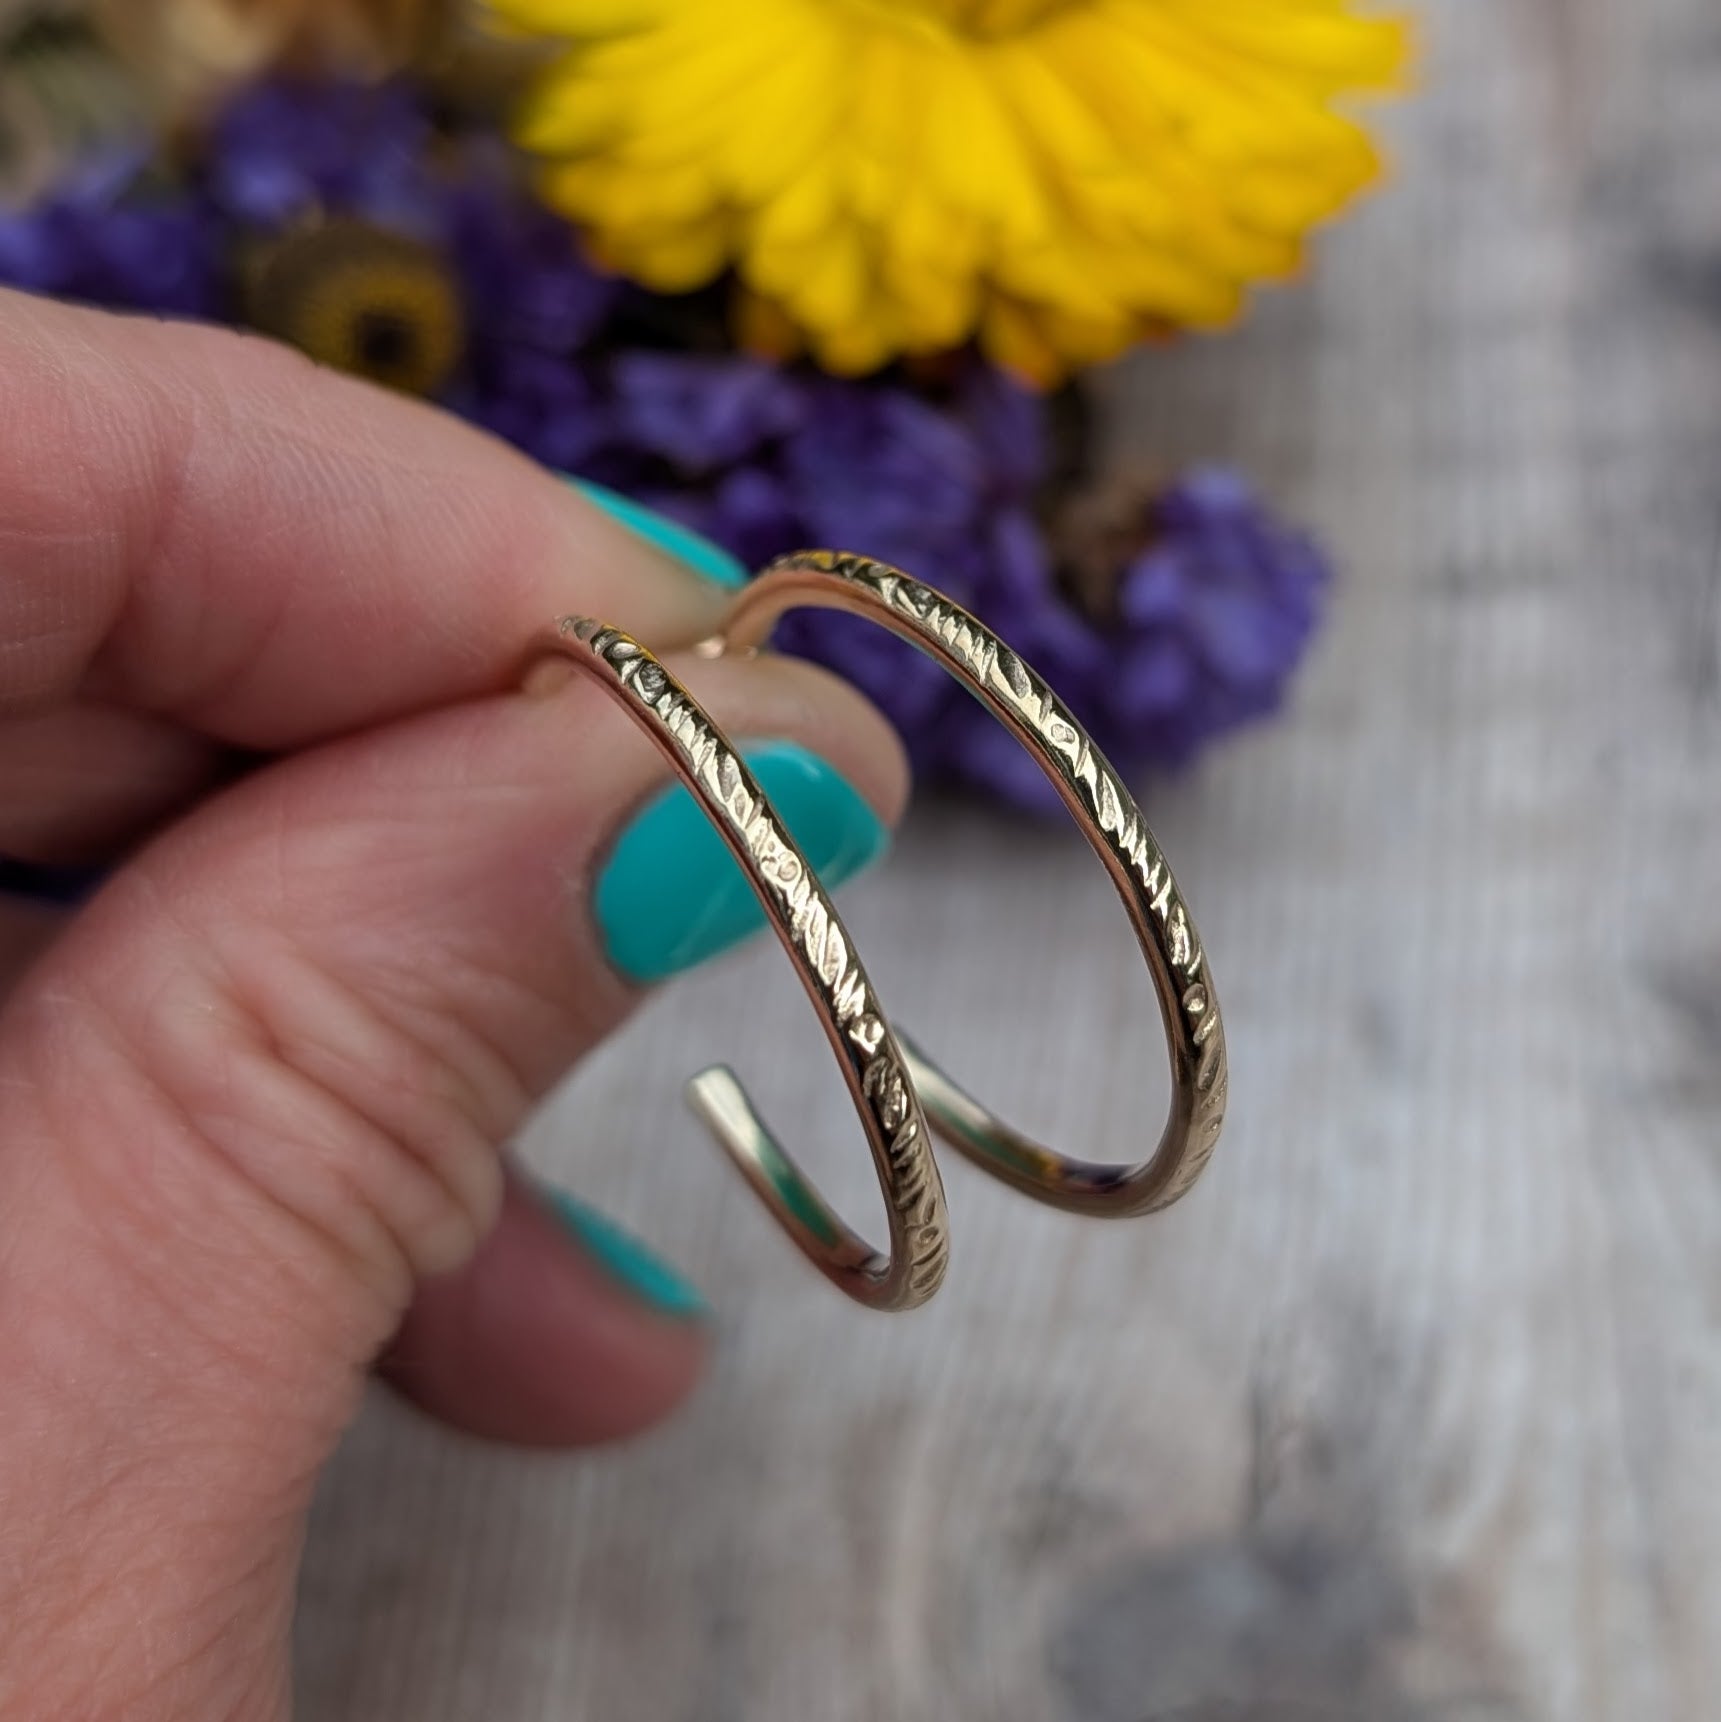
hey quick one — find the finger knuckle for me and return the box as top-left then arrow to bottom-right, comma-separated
36,899 -> 515,1339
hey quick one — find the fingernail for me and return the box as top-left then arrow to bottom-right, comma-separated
595,742 -> 890,984
542,1187 -> 709,1320
562,475 -> 749,590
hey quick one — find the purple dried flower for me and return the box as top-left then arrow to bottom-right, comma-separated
784,379 -> 991,568
643,368 -> 1041,769
0,149 -> 217,315
611,352 -> 802,473
445,158 -> 618,456
206,78 -> 436,232
447,155 -> 618,355
938,466 -> 1332,813
0,69 -> 1332,816
704,466 -> 801,569
1115,468 -> 1330,748
958,362 -> 1045,498
206,79 -> 619,419
581,360 -> 1331,809
453,342 -> 609,472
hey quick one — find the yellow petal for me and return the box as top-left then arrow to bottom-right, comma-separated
888,257 -> 978,350
810,313 -> 898,377
978,295 -> 1067,387
1166,1 -> 1413,90
780,226 -> 872,334
513,55 -> 629,154
1229,153 -> 1381,235
719,40 -> 850,204
541,157 -> 715,227
1032,301 -> 1139,369
986,37 -> 1120,179
920,40 -> 1047,245
615,215 -> 733,292
502,0 -> 1413,382
747,159 -> 842,258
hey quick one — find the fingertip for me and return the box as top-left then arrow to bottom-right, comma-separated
536,1186 -> 711,1321
0,294 -> 744,739
593,736 -> 894,984
379,1170 -> 709,1449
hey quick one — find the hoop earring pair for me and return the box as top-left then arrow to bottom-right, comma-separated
530,552 -> 1227,1313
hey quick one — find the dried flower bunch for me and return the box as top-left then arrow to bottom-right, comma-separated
0,1 -> 1400,809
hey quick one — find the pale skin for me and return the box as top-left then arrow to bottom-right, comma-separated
0,288 -> 909,1719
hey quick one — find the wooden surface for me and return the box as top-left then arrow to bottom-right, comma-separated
294,3 -> 1721,1717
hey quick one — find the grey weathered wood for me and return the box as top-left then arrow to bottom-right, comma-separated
294,2 -> 1721,1716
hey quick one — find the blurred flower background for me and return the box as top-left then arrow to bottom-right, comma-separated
499,0 -> 1408,383
0,0 -> 1409,812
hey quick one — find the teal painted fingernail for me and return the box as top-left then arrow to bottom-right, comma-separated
563,476 -> 749,590
543,1188 -> 708,1320
595,742 -> 890,984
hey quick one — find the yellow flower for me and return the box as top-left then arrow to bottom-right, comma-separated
489,0 -> 1411,385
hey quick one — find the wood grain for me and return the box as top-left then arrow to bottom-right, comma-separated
294,2 -> 1721,1717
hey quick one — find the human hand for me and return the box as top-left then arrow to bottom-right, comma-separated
0,290 -> 908,1720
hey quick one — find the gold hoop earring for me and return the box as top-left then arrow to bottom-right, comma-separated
527,617 -> 948,1312
706,552 -> 1228,1218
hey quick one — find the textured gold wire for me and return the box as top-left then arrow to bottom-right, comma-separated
530,616 -> 949,1312
708,551 -> 1229,1217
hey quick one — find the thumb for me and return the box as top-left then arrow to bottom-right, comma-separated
0,645 -> 904,1718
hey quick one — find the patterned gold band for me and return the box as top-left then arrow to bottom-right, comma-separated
710,552 -> 1228,1218
530,552 -> 1225,1312
533,615 -> 950,1312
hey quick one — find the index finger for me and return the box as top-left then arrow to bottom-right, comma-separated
0,290 -> 737,742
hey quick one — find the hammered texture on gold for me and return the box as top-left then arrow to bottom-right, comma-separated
559,616 -> 948,1309
756,552 -> 1227,1211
